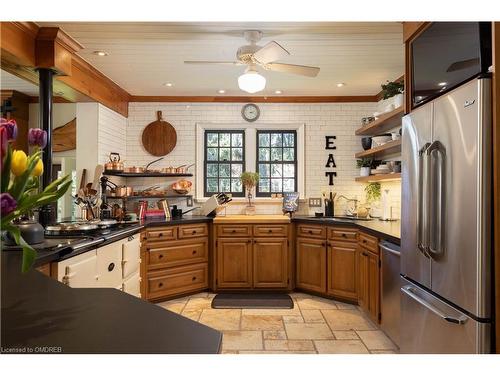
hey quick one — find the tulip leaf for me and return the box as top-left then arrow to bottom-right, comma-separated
5,223 -> 37,273
1,145 -> 12,192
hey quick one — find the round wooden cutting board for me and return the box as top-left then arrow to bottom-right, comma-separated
141,111 -> 177,156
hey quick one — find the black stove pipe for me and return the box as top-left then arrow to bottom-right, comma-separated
38,68 -> 54,226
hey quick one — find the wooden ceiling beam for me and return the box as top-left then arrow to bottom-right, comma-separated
129,95 -> 378,103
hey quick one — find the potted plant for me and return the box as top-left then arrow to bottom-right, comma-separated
356,158 -> 373,177
1,118 -> 71,272
240,172 -> 259,215
381,80 -> 404,108
364,182 -> 382,218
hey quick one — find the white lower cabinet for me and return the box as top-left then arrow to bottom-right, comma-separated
55,234 -> 142,297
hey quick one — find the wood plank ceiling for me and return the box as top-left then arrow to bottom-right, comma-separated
38,22 -> 404,97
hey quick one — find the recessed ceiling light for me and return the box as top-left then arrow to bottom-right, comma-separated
274,90 -> 283,94
336,83 -> 346,87
163,82 -> 173,87
438,82 -> 447,86
93,51 -> 108,56
218,89 -> 226,94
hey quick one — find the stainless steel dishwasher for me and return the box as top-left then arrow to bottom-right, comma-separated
380,240 -> 401,347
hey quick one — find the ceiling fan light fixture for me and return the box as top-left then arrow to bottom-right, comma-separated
238,68 -> 266,94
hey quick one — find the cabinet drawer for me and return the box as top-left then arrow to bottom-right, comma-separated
147,263 -> 208,300
359,232 -> 379,254
296,224 -> 326,239
217,224 -> 252,237
178,223 -> 208,239
253,224 -> 289,237
328,227 -> 358,242
148,238 -> 208,269
146,226 -> 177,241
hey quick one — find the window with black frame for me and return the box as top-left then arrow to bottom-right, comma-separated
204,130 -> 245,197
256,130 -> 297,197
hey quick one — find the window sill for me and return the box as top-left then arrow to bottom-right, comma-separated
194,197 -> 306,204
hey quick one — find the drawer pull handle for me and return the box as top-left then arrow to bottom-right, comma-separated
108,263 -> 115,272
159,282 -> 163,287
192,276 -> 197,281
268,229 -> 272,233
308,230 -> 313,234
158,254 -> 164,259
192,230 -> 197,234
159,233 -> 163,237
363,239 -> 367,243
363,252 -> 368,257
232,230 -> 236,233
192,250 -> 197,255
342,233 -> 347,237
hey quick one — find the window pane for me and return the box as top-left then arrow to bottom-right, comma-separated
259,164 -> 270,177
259,178 -> 270,192
271,179 -> 282,192
283,164 -> 295,178
231,148 -> 243,161
219,148 -> 230,161
271,133 -> 282,147
231,178 -> 242,192
207,148 -> 218,161
207,178 -> 218,192
271,164 -> 282,178
283,148 -> 295,161
219,163 -> 230,177
259,148 -> 270,161
259,133 -> 270,147
219,178 -> 230,192
231,164 -> 243,177
207,164 -> 218,177
220,133 -> 230,147
283,133 -> 295,147
271,148 -> 282,161
283,178 -> 295,192
207,133 -> 218,146
231,133 -> 243,147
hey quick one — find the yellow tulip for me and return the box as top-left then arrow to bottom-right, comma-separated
32,158 -> 44,177
11,150 -> 28,176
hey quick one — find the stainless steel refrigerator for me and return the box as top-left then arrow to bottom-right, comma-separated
400,77 -> 492,353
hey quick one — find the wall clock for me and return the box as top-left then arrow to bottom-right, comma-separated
241,103 -> 260,122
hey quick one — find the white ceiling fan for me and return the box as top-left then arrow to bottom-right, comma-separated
184,30 -> 320,93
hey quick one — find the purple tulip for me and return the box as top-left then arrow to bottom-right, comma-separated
28,128 -> 47,149
0,119 -> 18,140
0,193 -> 17,216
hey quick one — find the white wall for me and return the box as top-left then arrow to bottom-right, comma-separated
125,102 -> 402,216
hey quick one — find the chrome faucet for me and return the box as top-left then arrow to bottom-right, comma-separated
336,195 -> 359,216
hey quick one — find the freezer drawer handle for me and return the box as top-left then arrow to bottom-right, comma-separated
401,285 -> 468,325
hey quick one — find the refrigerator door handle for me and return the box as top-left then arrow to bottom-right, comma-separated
401,285 -> 468,325
417,143 -> 431,256
426,141 -> 446,259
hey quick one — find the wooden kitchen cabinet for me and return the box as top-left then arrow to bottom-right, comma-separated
327,240 -> 358,301
253,238 -> 288,288
358,232 -> 380,323
216,237 -> 253,288
296,237 -> 327,293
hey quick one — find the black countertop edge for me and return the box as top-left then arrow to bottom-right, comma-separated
1,252 -> 222,354
292,216 -> 401,245
141,216 -> 213,227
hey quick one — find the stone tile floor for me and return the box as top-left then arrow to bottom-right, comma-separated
157,292 -> 399,354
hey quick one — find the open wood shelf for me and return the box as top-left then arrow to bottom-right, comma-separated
355,107 -> 404,136
355,139 -> 401,159
103,171 -> 193,178
355,173 -> 401,183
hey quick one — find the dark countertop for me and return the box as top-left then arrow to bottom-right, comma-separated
141,216 -> 212,227
292,216 -> 400,245
1,252 -> 222,354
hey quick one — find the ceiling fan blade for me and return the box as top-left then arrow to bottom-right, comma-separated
184,60 -> 242,65
265,62 -> 320,77
446,58 -> 480,72
253,41 -> 290,64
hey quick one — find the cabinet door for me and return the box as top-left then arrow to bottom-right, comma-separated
57,250 -> 98,288
123,235 -> 141,279
253,238 -> 288,288
96,241 -> 123,288
123,271 -> 141,298
327,241 -> 358,301
216,238 -> 253,288
367,251 -> 380,323
358,248 -> 369,310
296,237 -> 327,293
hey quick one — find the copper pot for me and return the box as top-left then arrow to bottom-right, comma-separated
162,166 -> 175,174
175,163 -> 195,174
123,166 -> 145,173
